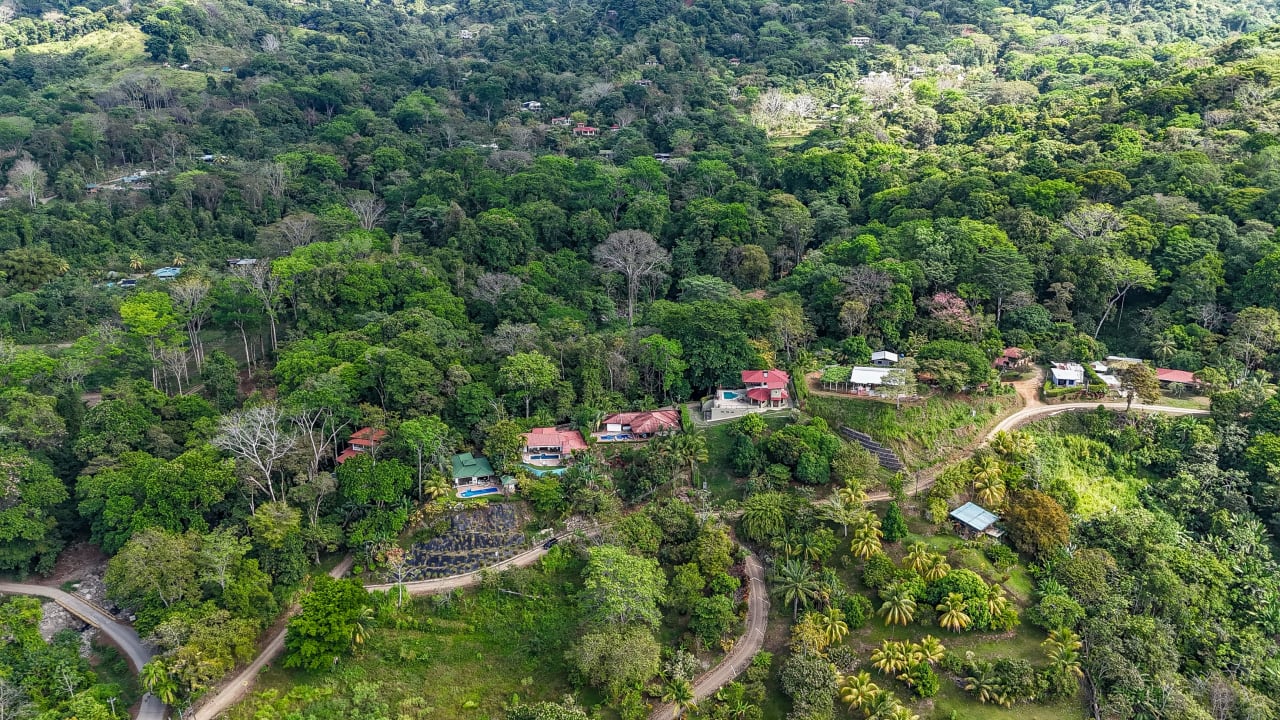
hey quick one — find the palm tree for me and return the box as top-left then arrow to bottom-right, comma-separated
838,672 -> 880,714
421,474 -> 451,502
916,635 -> 946,664
669,430 -> 708,488
350,605 -> 374,651
1151,335 -> 1176,363
863,690 -> 899,720
141,661 -> 179,705
1044,628 -> 1084,679
936,593 -> 972,632
964,662 -> 1004,705
985,584 -> 1011,619
870,641 -> 909,675
821,492 -> 859,537
661,676 -> 696,719
904,542 -> 932,574
990,430 -> 1035,462
815,606 -> 849,646
850,527 -> 883,560
971,454 -> 1006,506
885,705 -> 920,720
774,558 -> 821,620
923,555 -> 951,582
129,253 -> 145,272
878,584 -> 916,627
850,509 -> 881,536
172,252 -> 187,267
837,484 -> 867,507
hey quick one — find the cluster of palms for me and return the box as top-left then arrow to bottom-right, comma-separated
660,675 -> 696,719
655,429 -> 710,488
774,556 -> 839,620
849,509 -> 884,561
838,638 -> 944,720
903,543 -> 951,581
970,453 -> 1007,507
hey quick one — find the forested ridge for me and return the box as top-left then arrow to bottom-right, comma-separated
0,0 -> 1279,718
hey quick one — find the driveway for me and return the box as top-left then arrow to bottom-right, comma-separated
649,553 -> 767,719
0,582 -> 167,720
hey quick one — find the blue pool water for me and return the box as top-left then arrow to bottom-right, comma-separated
722,391 -> 740,399
522,464 -> 567,476
458,487 -> 499,498
530,453 -> 560,460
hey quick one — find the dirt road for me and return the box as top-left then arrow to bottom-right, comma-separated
649,553 -> 767,719
0,582 -> 168,720
190,555 -> 354,720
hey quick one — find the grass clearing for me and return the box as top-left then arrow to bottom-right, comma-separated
806,393 -> 1016,470
225,560 -> 596,720
1025,429 -> 1145,516
0,25 -> 145,60
699,414 -> 792,502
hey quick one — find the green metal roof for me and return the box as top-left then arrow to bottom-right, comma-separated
451,452 -> 494,480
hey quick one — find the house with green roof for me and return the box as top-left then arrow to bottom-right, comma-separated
451,452 -> 495,486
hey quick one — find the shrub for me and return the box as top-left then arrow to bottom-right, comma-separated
983,542 -> 1018,569
827,644 -> 857,673
708,571 -> 741,596
862,553 -> 897,590
923,568 -> 988,605
882,502 -> 908,542
838,592 -> 874,629
906,662 -> 940,698
1028,593 -> 1085,631
795,451 -> 831,485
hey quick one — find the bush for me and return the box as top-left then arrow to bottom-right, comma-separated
992,658 -> 1044,703
795,451 -> 831,485
862,553 -> 897,590
708,571 -> 741,596
1028,593 -> 1085,631
827,644 -> 857,673
939,651 -> 966,675
923,568 -> 988,605
882,502 -> 908,542
906,662 -> 940,698
838,592 -> 874,629
983,542 -> 1018,569
690,595 -> 737,648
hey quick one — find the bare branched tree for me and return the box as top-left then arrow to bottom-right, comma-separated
272,212 -> 319,249
157,344 -> 190,394
232,262 -> 282,353
472,272 -> 523,305
170,276 -> 211,369
211,403 -> 298,508
592,230 -> 671,327
0,677 -> 30,720
7,158 -> 44,207
347,194 -> 386,230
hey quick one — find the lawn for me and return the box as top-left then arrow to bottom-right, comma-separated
698,414 -> 792,502
806,393 -> 1017,470
225,559 -> 598,720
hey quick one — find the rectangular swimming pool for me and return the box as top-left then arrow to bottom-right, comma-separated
458,487 -> 499,498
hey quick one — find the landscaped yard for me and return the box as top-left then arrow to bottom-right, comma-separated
225,560 -> 597,720
806,393 -> 1017,470
699,414 -> 793,501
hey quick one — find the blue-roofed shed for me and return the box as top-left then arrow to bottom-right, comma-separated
151,266 -> 182,280
950,501 -> 1003,538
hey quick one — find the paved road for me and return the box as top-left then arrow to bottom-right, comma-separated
0,582 -> 167,720
865,400 -> 1208,503
649,553 -> 767,720
190,555 -> 354,720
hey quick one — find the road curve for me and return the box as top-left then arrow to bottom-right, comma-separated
0,582 -> 167,720
190,555 -> 354,720
865,401 -> 1209,502
984,401 -> 1208,437
649,553 -> 767,720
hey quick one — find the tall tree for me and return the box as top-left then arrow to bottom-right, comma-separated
592,230 -> 671,327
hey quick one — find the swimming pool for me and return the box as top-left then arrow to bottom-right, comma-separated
530,453 -> 560,460
722,391 -> 740,399
457,486 -> 499,498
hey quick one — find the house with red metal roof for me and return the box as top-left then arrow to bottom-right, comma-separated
521,427 -> 588,466
594,408 -> 681,442
572,123 -> 598,136
992,347 -> 1030,371
336,427 -> 388,464
1155,368 -> 1199,387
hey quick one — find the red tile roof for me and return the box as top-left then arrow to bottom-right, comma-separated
336,447 -> 360,464
348,427 -> 388,447
1002,347 -> 1025,359
741,369 -> 790,388
1156,368 -> 1197,384
746,387 -> 788,402
602,409 -> 681,435
523,427 -> 588,453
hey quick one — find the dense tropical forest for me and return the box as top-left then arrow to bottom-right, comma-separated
0,0 -> 1279,717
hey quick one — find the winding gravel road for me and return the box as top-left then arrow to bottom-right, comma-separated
0,582 -> 167,720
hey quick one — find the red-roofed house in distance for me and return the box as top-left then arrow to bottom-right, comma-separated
703,369 -> 793,422
572,123 -> 598,137
336,427 -> 388,464
522,427 -> 589,466
594,408 -> 681,443
993,347 -> 1030,372
1156,367 -> 1199,389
